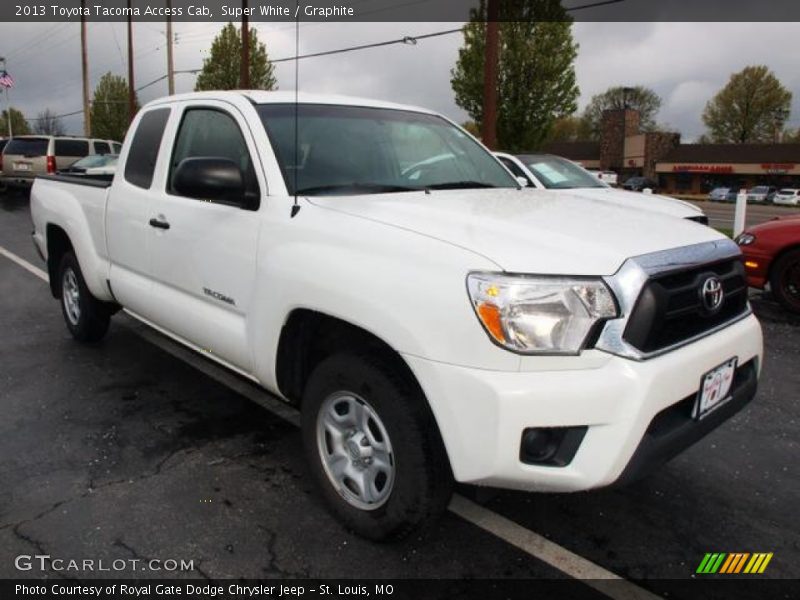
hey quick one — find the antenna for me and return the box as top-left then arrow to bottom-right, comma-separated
290,3 -> 301,218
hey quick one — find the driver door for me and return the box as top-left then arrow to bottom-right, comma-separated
145,102 -> 265,373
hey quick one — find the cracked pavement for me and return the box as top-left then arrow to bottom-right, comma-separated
0,191 -> 798,588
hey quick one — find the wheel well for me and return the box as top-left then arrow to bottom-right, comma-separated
275,309 -> 422,407
767,243 -> 800,284
46,224 -> 73,298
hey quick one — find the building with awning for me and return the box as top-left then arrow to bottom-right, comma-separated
654,144 -> 800,194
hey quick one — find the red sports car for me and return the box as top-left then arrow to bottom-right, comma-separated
736,214 -> 800,313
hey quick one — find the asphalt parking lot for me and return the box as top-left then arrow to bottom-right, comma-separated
682,198 -> 798,230
0,191 -> 798,598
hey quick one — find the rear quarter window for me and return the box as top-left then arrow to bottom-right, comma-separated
55,139 -> 90,157
93,141 -> 111,155
124,108 -> 171,189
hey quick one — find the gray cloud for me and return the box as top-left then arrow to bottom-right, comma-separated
1,21 -> 798,142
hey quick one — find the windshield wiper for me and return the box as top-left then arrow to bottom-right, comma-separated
296,183 -> 425,196
426,181 -> 498,190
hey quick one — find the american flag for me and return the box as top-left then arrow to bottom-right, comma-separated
0,70 -> 14,89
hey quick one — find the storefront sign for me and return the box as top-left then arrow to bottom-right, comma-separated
672,165 -> 734,173
761,163 -> 795,174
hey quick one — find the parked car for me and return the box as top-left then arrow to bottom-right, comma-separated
747,186 -> 777,204
0,138 -> 8,194
773,188 -> 800,207
708,187 -> 730,202
622,176 -> 658,192
586,169 -> 619,186
58,154 -> 118,178
736,215 -> 800,313
495,152 -> 708,224
31,91 -> 762,540
721,188 -> 747,203
0,135 -> 120,191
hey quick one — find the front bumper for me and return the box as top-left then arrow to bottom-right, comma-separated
405,314 -> 762,492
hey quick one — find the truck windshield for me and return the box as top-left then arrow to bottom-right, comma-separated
257,104 -> 518,196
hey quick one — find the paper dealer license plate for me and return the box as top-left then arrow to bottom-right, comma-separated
694,358 -> 737,420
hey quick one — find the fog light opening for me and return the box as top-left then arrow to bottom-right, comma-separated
519,426 -> 588,467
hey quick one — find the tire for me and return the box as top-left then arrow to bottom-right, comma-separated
301,353 -> 453,541
770,248 -> 800,315
58,251 -> 111,342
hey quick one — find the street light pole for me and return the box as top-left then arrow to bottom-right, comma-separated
166,0 -> 175,95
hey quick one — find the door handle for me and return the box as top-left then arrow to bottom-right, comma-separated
149,218 -> 170,230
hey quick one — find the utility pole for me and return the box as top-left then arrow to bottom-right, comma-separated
80,0 -> 91,136
240,0 -> 250,89
127,0 -> 136,123
166,0 -> 175,95
481,0 -> 499,150
0,57 -> 12,138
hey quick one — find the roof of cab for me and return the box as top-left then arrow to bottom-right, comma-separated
144,90 -> 437,115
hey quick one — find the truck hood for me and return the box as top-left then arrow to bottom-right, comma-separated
308,188 -> 724,275
547,187 -> 703,219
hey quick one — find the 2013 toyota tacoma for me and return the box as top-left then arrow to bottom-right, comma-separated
30,92 -> 763,540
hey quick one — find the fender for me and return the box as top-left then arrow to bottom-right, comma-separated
247,199 -> 521,394
31,178 -> 114,302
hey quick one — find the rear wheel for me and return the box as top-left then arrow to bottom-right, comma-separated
301,353 -> 452,541
770,248 -> 800,314
58,252 -> 111,342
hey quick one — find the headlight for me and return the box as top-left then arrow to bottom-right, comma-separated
467,273 -> 618,355
735,233 -> 756,246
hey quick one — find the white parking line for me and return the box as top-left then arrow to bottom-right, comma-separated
0,243 -> 661,600
0,245 -> 48,280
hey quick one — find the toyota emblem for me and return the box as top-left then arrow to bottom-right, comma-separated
701,276 -> 724,313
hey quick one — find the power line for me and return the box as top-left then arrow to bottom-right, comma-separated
133,26 -> 463,93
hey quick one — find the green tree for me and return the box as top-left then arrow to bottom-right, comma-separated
461,120 -> 481,137
450,0 -> 579,152
91,72 -> 138,141
785,128 -> 800,143
546,114 -> 593,142
582,86 -> 662,138
702,65 -> 792,143
0,107 -> 31,136
195,23 -> 277,91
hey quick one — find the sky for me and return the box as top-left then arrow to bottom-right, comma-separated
1,21 -> 799,141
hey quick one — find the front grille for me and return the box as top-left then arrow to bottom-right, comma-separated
623,258 -> 749,353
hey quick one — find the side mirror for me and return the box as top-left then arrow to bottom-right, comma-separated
172,157 -> 246,206
516,176 -> 530,188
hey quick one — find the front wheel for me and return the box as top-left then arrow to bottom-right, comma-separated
770,248 -> 800,315
58,252 -> 111,342
301,353 -> 453,541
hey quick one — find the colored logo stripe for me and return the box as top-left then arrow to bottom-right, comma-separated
744,553 -> 773,574
697,553 -> 726,574
719,553 -> 749,573
697,552 -> 773,574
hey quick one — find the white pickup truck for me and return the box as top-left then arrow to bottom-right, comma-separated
31,92 -> 762,540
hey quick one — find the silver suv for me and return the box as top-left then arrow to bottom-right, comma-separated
1,136 -> 121,191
